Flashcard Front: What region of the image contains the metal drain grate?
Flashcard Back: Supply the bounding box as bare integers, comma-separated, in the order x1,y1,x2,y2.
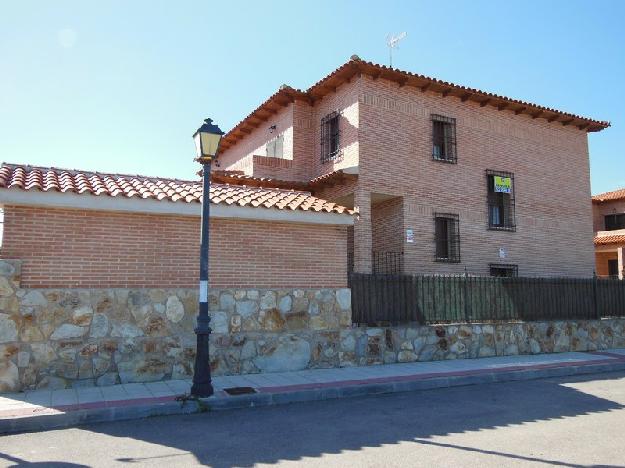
223,386,257,396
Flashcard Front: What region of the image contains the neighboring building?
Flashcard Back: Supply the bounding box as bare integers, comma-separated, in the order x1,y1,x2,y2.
216,56,610,277
593,188,625,278
0,164,353,289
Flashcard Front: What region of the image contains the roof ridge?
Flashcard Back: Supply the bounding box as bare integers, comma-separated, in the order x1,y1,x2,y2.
0,163,350,215
592,186,625,202
0,162,200,185
592,187,625,197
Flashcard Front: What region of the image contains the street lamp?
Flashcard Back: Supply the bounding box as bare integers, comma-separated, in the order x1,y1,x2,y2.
191,117,224,398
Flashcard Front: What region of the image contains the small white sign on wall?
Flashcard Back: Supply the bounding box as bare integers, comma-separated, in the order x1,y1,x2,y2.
406,229,414,243
499,247,507,259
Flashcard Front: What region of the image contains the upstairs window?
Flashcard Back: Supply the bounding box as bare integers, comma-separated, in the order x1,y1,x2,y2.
487,170,516,231
266,134,284,159
489,264,518,277
320,111,341,163
431,114,457,163
434,213,460,262
605,214,625,231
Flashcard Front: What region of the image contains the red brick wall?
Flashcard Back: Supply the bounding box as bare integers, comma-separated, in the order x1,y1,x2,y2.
593,200,625,232
356,75,595,277
218,80,362,184
371,197,404,254
0,206,348,289
217,103,313,182
595,251,617,277
210,69,598,277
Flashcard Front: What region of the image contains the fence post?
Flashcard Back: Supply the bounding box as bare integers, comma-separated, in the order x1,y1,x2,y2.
463,267,470,322
593,271,599,320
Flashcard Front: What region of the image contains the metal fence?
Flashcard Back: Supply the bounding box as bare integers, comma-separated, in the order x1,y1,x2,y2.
350,273,625,325
372,251,403,275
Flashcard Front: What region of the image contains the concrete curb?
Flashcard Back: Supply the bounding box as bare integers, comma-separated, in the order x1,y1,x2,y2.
2,360,625,435
200,360,625,411
0,399,200,435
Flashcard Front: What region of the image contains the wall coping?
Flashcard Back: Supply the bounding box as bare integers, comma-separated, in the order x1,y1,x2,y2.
0,189,354,226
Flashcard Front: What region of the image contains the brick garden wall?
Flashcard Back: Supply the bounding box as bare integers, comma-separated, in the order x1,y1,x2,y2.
0,206,348,289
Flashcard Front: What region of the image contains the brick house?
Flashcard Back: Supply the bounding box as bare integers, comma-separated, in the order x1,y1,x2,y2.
593,188,625,278
0,165,353,289
216,55,610,277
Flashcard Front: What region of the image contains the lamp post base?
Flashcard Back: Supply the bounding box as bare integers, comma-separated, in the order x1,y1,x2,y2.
190,382,214,398
191,312,214,398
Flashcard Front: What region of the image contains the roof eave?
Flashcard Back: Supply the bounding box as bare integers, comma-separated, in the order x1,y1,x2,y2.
221,57,610,154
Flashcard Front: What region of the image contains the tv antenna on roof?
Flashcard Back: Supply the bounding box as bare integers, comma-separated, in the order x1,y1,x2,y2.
386,32,407,67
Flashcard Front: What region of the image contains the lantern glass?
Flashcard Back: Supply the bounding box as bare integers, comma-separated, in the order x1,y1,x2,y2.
193,118,224,159
193,132,203,159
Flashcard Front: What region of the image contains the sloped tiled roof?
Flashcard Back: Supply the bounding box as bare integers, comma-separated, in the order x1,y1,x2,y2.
594,230,625,246
592,188,625,203
0,164,353,215
220,56,610,152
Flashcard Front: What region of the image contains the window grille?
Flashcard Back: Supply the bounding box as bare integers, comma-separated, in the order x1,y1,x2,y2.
434,213,460,262
486,170,516,231
605,214,625,231
320,111,342,163
266,134,284,159
489,264,518,277
372,251,404,274
431,114,457,163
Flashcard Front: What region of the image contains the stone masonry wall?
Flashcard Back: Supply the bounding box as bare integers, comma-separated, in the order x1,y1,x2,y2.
2,259,625,393
0,260,352,392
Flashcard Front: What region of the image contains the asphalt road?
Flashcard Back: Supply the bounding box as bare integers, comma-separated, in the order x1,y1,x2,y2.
1,371,625,468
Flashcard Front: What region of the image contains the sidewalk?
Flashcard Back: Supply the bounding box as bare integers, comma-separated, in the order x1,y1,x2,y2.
2,349,625,434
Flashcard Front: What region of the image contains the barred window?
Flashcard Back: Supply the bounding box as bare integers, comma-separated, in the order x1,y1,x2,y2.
266,134,284,159
320,111,341,163
487,170,516,231
605,213,625,231
431,114,457,163
489,264,518,277
434,213,460,262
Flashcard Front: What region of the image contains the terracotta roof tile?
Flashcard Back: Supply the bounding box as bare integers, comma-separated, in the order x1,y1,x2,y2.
220,56,610,152
594,230,625,246
592,188,625,203
0,163,353,216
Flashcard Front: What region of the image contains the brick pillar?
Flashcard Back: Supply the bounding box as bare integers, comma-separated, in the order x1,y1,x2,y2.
618,247,624,280
353,189,372,273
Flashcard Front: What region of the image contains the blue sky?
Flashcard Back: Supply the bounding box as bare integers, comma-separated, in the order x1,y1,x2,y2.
0,0,623,194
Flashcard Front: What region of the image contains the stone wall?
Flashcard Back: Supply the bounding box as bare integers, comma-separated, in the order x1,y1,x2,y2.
341,320,625,366
0,260,352,392
2,259,625,393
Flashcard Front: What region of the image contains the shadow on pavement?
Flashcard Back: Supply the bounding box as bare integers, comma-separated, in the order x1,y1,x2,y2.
6,371,625,467
0,452,88,468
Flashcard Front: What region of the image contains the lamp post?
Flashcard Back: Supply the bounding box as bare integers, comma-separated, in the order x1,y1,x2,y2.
191,117,224,398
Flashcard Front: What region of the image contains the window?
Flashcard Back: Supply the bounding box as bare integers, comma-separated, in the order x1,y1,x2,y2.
320,111,341,163
431,114,457,163
266,134,284,159
489,264,518,277
487,170,516,231
608,259,619,278
605,214,625,231
434,213,460,262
